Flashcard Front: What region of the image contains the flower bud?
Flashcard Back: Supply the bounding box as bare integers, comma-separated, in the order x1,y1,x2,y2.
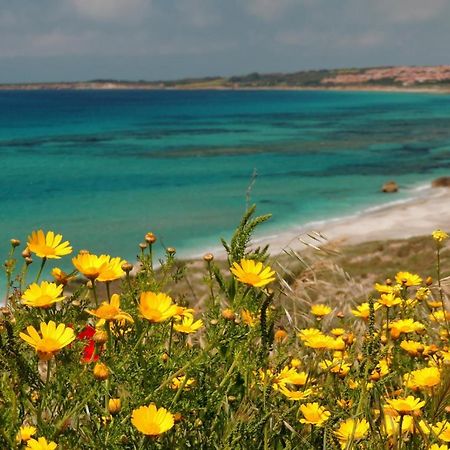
145,232,157,244
25,257,33,265
93,362,109,380
426,276,433,286
222,308,235,320
173,412,183,423
166,247,176,255
22,248,31,258
10,239,20,248
274,329,288,343
121,262,133,273
161,352,169,362
203,253,214,262
108,398,121,415
386,278,392,286
139,242,148,250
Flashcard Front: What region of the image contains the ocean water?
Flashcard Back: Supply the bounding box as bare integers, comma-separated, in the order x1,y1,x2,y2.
1,89,450,268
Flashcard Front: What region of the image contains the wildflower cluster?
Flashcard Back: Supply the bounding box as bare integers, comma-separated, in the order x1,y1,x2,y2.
1,213,449,449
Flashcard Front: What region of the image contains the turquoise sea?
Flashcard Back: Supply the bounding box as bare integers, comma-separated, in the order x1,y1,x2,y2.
1,89,450,268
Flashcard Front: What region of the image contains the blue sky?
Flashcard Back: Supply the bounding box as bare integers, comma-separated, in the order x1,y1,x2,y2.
1,0,449,83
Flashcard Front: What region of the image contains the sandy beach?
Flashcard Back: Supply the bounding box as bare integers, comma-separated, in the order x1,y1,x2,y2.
251,185,450,255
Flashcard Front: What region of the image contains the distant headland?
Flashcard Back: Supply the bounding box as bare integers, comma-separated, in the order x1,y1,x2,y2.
3,65,450,92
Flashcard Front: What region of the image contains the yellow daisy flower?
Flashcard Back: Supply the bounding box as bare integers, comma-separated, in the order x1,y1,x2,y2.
432,422,450,442
230,259,276,287
310,304,332,317
389,319,425,338
170,376,195,390
27,230,72,259
433,229,449,243
16,425,36,443
131,404,174,436
72,253,125,282
139,292,178,323
241,309,257,327
334,418,370,449
25,437,57,450
278,386,313,401
377,293,402,308
383,414,413,437
351,302,381,320
299,403,330,426
20,321,75,361
429,444,449,450
395,271,422,287
173,315,203,334
384,396,425,416
87,294,133,323
21,281,65,308
404,367,440,391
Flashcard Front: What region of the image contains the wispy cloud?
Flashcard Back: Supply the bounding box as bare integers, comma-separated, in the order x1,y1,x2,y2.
375,0,448,23
244,0,295,21
70,0,151,21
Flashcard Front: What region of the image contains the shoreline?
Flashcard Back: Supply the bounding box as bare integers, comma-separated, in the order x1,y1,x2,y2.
256,185,450,255
188,184,449,261
1,84,450,95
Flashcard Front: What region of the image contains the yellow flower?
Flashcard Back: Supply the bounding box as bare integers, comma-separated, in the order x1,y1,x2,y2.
27,230,72,259
331,328,346,336
433,229,449,243
319,359,351,377
173,315,203,334
93,362,109,380
383,414,413,437
25,437,57,450
404,367,440,390
241,309,257,327
377,293,402,308
395,271,422,287
139,292,178,323
299,403,330,426
351,302,381,319
278,386,313,401
20,321,75,361
429,444,449,450
334,418,369,448
311,304,332,317
87,294,133,323
16,425,36,443
131,404,174,436
400,340,424,357
51,268,73,285
375,282,396,293
432,422,450,442
384,396,425,416
298,328,324,341
21,281,65,308
170,376,195,390
230,259,275,287
95,256,126,282
72,253,125,281
416,287,431,301
389,319,425,338
108,398,121,415
303,334,340,350
174,306,195,320
430,310,450,323
290,358,301,368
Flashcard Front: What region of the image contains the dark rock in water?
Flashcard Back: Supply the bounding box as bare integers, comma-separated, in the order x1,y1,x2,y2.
432,177,450,188
382,181,399,193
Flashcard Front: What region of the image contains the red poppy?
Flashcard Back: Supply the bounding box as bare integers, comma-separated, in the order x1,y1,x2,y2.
77,325,102,363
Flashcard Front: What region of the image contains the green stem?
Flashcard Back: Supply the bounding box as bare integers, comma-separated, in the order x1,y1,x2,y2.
35,257,47,283
168,319,174,357
92,280,99,307
106,281,111,301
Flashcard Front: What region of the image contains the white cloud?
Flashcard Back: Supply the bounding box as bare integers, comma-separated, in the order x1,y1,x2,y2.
244,0,295,21
70,0,151,21
375,0,448,23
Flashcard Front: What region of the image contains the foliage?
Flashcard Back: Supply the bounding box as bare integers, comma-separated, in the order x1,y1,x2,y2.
1,211,450,449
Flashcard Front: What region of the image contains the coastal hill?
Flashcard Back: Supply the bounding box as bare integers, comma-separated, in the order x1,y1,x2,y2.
3,65,450,91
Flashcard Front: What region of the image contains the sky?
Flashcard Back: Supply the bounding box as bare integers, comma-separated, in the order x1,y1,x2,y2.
1,0,450,83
